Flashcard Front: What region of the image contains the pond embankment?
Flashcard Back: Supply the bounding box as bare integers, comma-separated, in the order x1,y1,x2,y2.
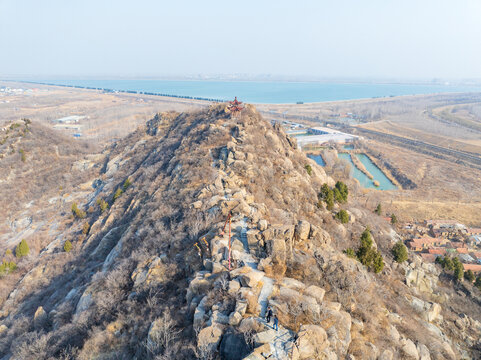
360,143,417,190
349,152,374,179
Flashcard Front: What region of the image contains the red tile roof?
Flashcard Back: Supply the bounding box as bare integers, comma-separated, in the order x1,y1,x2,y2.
410,237,444,247
428,248,446,255
463,264,481,273
420,254,436,262
450,242,466,248
456,248,469,254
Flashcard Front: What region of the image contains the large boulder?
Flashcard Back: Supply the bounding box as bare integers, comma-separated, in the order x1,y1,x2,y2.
220,332,250,360
91,227,122,258
229,311,243,326
253,328,277,346
258,219,268,231
297,324,329,359
242,353,264,360
266,238,287,262
319,308,352,355
74,288,94,320
228,280,241,295
239,288,261,315
378,349,394,360
400,338,419,359
280,277,305,292
406,268,436,293
186,274,212,304
309,225,331,247
197,325,223,353
246,229,260,247
304,285,325,303
131,255,168,288
240,270,265,288
426,303,441,323
417,343,431,360
33,306,48,329
212,310,230,325
279,286,301,301
295,220,311,242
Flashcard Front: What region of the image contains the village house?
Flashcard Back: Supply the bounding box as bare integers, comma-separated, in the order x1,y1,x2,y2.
449,241,466,249
466,228,481,236
425,219,461,229
463,264,481,274
420,253,436,263
459,254,475,263
428,248,446,256
407,237,447,251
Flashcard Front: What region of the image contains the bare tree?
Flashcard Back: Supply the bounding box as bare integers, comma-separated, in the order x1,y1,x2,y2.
145,312,182,357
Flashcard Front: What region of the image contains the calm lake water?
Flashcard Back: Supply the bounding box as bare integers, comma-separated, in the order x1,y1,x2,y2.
307,154,326,166
34,79,481,104
337,153,396,190
355,154,397,190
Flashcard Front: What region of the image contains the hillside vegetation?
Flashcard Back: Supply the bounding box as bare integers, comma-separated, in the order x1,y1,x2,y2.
0,105,480,359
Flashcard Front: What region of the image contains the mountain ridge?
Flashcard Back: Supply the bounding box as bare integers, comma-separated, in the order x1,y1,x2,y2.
0,104,480,359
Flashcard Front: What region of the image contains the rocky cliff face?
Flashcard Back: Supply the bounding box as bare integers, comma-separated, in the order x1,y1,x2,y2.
0,105,480,360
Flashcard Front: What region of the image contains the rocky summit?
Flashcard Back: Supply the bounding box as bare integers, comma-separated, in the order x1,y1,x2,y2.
0,104,480,360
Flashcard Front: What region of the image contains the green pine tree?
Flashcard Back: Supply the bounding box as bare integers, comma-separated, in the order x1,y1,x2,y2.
15,239,29,258
113,188,123,201
304,164,313,176
336,209,349,224
392,241,408,263
64,240,73,253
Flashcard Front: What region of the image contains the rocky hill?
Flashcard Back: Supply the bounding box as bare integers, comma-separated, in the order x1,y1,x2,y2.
0,105,480,359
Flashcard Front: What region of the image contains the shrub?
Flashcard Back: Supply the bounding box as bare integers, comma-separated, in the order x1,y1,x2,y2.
64,240,73,253
0,260,17,275
123,178,132,191
355,227,384,273
445,257,454,271
72,203,86,219
372,251,384,273
82,222,90,235
438,256,464,281
5,249,12,256
319,183,330,200
319,182,347,210
392,241,408,263
452,257,464,282
390,214,398,225
304,164,312,176
325,190,334,211
19,149,26,162
335,209,349,224
374,203,382,215
464,270,475,283
344,248,356,258
97,198,109,213
15,239,29,258
113,188,123,201
334,181,348,203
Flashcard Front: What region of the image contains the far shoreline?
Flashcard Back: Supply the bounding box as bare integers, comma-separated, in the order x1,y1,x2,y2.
3,79,481,106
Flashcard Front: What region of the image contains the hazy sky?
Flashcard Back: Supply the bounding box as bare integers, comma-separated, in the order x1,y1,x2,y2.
1,0,481,80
